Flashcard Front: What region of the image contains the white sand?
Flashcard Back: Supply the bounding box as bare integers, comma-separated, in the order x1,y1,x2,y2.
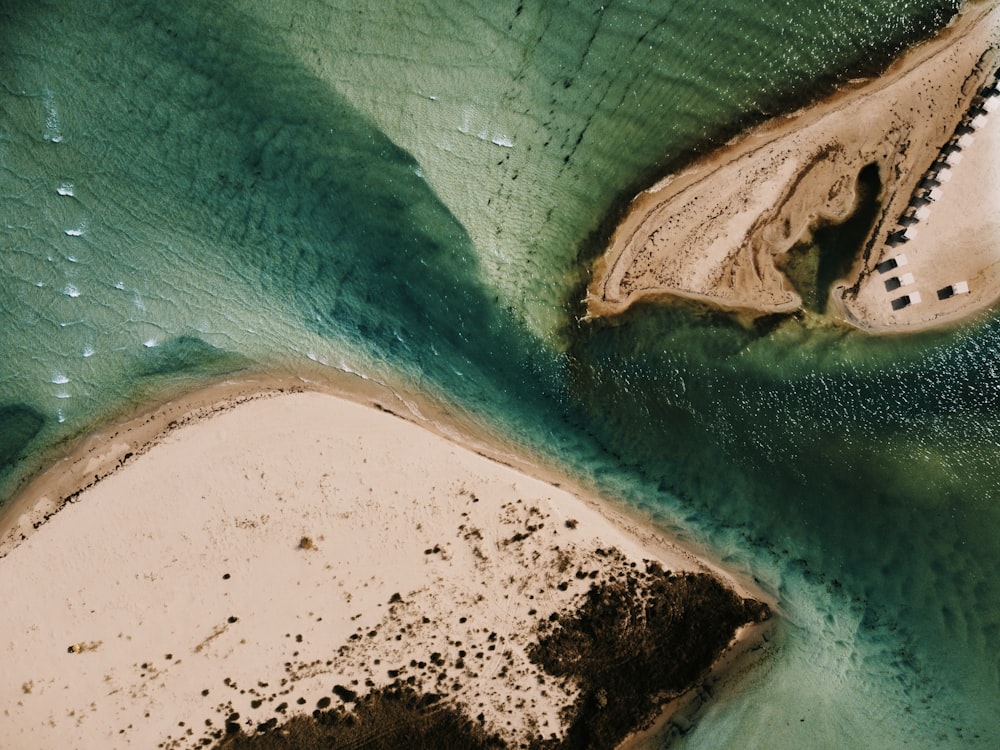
0,389,763,749
838,65,1000,331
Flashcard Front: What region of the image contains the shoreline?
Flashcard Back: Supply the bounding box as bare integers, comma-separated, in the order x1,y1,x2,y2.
0,367,761,591
585,1,1000,333
0,377,775,749
0,366,546,558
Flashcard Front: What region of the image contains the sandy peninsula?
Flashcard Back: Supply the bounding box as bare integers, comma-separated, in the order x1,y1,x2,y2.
0,383,770,749
587,2,1000,333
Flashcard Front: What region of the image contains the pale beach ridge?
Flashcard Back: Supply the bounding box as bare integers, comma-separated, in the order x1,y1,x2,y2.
0,380,772,749
587,2,1000,333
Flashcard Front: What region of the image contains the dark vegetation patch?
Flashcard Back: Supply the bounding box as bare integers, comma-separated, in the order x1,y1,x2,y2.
528,563,769,750
133,335,248,379
0,403,45,472
778,161,883,312
331,684,356,703
213,682,504,750
205,562,767,750
814,161,883,306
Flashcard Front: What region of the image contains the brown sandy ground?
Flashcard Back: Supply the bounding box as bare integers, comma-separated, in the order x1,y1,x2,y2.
587,3,1000,333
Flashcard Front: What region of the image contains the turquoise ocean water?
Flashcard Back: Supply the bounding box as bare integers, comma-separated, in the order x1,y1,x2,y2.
2,0,997,746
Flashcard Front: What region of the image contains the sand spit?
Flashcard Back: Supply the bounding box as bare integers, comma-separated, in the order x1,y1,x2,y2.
587,3,1000,332
0,388,770,749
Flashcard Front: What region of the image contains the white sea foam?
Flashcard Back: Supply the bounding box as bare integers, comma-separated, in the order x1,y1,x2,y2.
42,89,63,143
64,225,85,237
459,107,473,134
63,284,80,297
51,372,69,385
338,362,370,380
56,183,75,196
143,338,158,348
82,344,95,358
457,108,514,148
114,281,125,290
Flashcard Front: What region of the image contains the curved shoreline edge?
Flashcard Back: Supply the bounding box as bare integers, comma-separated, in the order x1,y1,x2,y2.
0,376,775,749
586,2,1000,333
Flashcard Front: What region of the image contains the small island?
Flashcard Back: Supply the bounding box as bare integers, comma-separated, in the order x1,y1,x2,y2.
587,3,1000,333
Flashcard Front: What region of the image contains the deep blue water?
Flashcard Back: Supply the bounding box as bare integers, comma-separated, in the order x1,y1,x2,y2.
3,1,997,746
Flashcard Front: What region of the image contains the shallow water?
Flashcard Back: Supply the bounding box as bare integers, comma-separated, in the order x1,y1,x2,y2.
4,0,998,747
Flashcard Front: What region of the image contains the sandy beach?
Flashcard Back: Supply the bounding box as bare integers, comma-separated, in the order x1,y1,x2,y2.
586,2,1000,332
0,384,771,749
836,64,1000,331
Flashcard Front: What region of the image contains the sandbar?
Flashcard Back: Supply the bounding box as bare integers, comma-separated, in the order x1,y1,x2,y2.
587,2,1000,333
0,383,771,749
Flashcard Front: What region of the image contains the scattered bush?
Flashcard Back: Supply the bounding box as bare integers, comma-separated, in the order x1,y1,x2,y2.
214,682,504,750
529,567,769,750
209,563,767,750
